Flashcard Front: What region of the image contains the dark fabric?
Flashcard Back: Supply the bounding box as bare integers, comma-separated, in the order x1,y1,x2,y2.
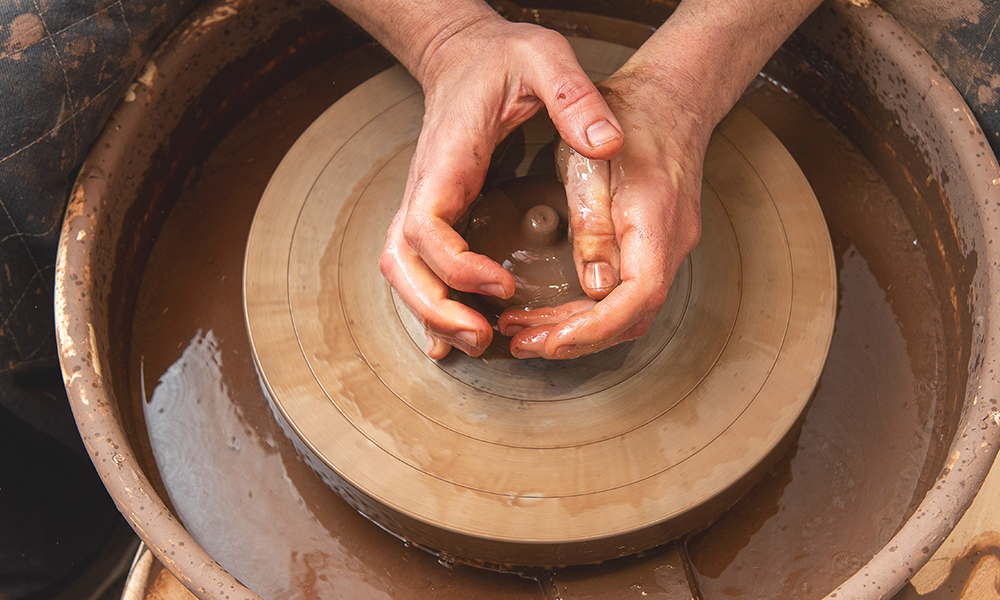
0,1,199,598
0,404,121,599
880,0,1000,157
0,0,198,383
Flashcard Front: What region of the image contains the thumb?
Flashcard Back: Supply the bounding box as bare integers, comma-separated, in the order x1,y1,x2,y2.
527,36,624,160
556,138,620,300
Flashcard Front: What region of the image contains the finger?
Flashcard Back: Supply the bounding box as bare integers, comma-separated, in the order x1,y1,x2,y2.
542,225,671,357
541,185,677,358
509,325,556,360
556,139,620,300
383,251,492,357
542,282,660,359
504,298,597,360
508,309,650,360
425,332,452,360
402,205,514,299
497,298,596,337
401,106,516,299
523,31,624,160
380,215,493,357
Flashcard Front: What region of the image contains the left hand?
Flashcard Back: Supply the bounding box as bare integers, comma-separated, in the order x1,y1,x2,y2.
497,63,713,359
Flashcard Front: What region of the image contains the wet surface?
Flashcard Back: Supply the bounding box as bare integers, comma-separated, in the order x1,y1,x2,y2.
681,78,950,600
129,42,952,600
130,46,543,600
466,176,584,310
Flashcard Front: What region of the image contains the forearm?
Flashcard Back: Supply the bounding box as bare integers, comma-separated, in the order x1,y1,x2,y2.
620,0,823,134
325,0,500,84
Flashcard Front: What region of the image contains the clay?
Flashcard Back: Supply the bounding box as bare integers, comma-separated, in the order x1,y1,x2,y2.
686,68,953,600
244,51,837,567
131,57,953,600
465,176,585,309
131,51,542,599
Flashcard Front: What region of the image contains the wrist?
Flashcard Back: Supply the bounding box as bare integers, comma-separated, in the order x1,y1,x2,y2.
325,0,500,85
601,59,719,153
618,41,745,139
411,8,505,87
616,0,821,134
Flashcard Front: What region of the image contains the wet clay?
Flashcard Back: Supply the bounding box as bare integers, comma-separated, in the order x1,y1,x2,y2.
130,32,954,600
684,76,952,599
465,176,585,309
130,48,542,599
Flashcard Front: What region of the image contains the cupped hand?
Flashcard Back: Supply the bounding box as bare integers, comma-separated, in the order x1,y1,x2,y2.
378,12,625,359
497,64,713,359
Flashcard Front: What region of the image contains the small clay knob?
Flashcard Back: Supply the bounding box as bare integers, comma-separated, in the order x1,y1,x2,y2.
521,205,561,247
464,176,586,310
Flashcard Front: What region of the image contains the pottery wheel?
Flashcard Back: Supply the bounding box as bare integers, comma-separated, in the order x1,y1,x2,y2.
244,37,836,567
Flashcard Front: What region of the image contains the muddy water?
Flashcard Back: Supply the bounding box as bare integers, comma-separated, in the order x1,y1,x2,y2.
466,176,585,309
130,47,950,600
687,77,947,599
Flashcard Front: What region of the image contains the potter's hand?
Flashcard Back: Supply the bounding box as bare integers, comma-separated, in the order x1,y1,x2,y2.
326,0,820,360
497,71,707,359
372,8,624,359
495,0,823,359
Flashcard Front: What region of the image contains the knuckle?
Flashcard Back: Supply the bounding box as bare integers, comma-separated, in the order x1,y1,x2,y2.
521,26,567,57
570,203,615,245
377,251,395,280
623,316,655,342
422,314,451,337
437,269,466,291
645,279,670,313
571,213,614,239
679,213,703,255
575,233,616,263
401,214,429,252
439,252,482,292
552,78,603,115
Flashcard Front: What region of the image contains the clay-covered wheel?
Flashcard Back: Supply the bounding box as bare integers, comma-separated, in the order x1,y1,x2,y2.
243,38,836,567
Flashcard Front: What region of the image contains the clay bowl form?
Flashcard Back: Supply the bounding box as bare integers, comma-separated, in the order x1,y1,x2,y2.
55,0,999,598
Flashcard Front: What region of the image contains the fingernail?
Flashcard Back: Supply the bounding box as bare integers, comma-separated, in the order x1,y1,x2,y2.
480,283,507,298
514,350,539,359
457,330,479,348
554,345,577,358
584,261,619,292
586,120,621,147
504,325,524,337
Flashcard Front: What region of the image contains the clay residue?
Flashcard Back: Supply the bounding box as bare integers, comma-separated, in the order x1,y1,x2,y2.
874,0,1000,159
124,11,964,600
895,532,1000,599
144,559,199,600
179,0,243,42
130,48,541,600
877,0,984,46
686,69,951,600
0,13,45,60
